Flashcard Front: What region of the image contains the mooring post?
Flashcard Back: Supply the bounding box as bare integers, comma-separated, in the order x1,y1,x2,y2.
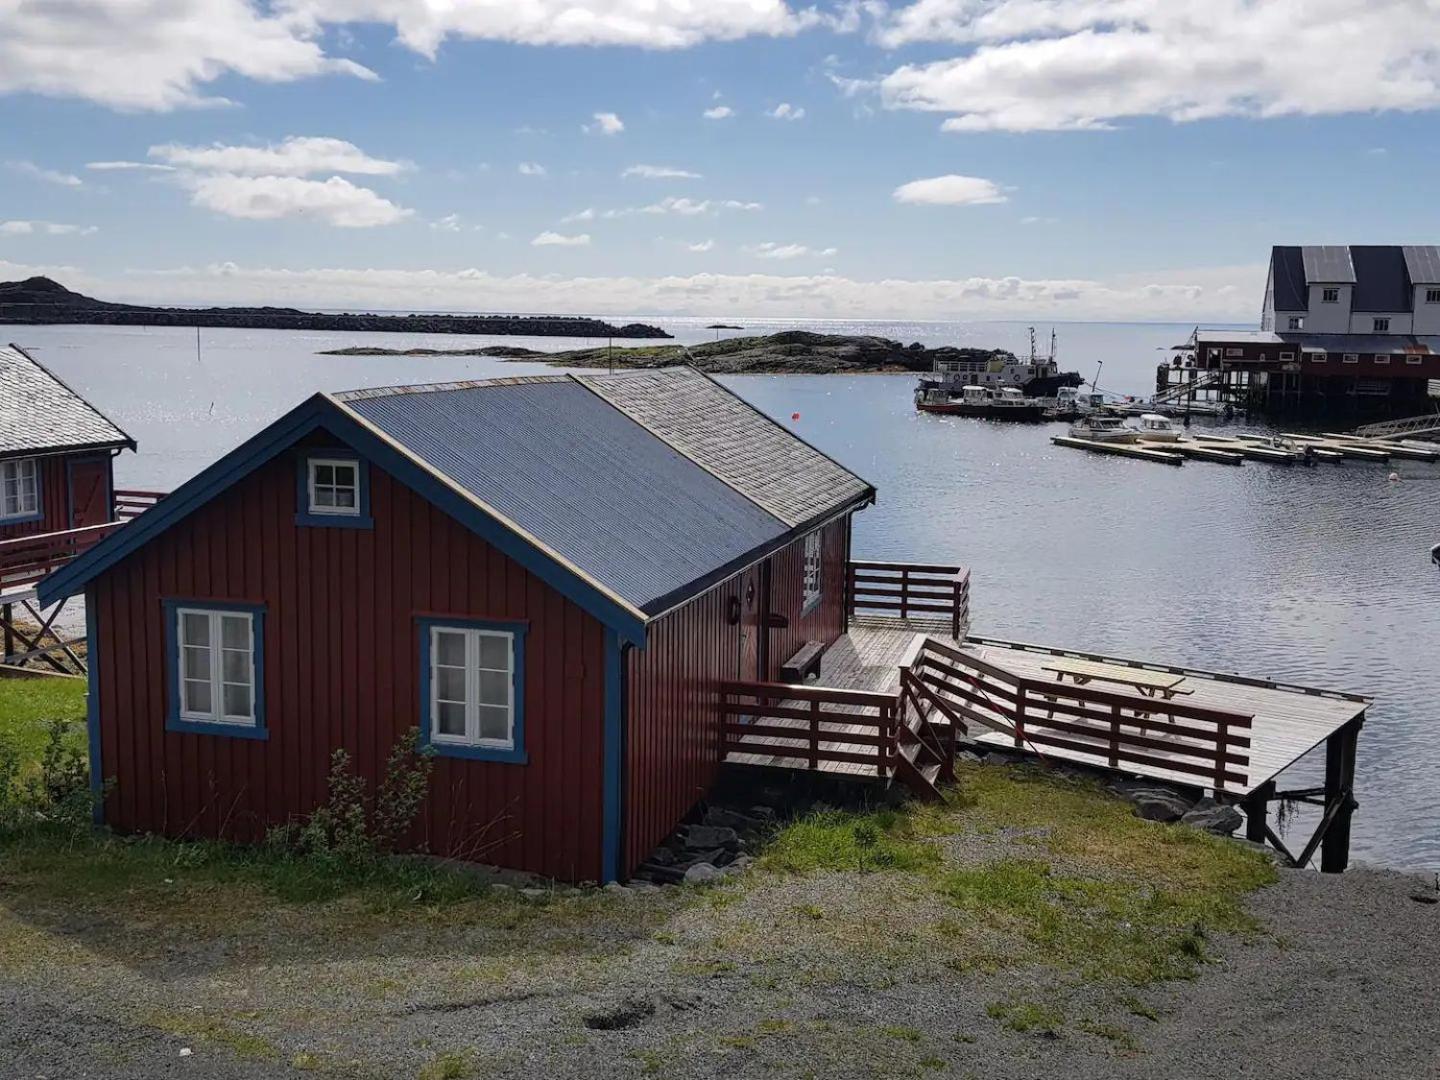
1320,714,1363,874
1243,780,1275,845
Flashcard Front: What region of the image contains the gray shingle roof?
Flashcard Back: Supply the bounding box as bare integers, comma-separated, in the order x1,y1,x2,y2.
337,376,790,613
1301,246,1356,284
1402,245,1440,285
576,367,872,528
0,343,133,458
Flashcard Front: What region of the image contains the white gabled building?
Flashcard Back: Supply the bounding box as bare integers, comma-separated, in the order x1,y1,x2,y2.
1262,244,1440,336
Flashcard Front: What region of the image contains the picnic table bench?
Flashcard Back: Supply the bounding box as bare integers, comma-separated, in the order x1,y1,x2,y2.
1041,658,1193,700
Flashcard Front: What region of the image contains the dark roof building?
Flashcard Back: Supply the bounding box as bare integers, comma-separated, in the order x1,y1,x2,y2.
38,368,878,882
0,343,133,459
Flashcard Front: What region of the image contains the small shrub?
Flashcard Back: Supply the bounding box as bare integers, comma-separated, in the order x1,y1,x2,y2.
0,720,98,837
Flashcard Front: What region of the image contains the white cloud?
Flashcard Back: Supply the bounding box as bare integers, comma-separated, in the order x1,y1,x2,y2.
623,164,702,180
518,162,548,176
747,241,838,259
686,239,716,252
148,136,406,176
0,220,98,235
873,0,1440,132
532,231,591,247
7,257,1263,321
185,174,413,227
8,161,83,187
703,105,736,119
584,111,625,135
561,208,597,223
893,174,1007,206
430,213,463,232
86,160,177,173
1020,215,1058,225
604,196,762,218
768,102,806,120
0,0,810,111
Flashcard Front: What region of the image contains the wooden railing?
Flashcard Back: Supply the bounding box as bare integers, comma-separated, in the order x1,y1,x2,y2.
0,521,126,593
114,488,166,520
720,680,899,777
846,560,970,639
913,638,1253,792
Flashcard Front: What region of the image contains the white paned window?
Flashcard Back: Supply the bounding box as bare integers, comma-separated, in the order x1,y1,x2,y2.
1375,354,1391,364
1373,318,1391,333
802,531,823,612
429,626,516,749
1343,353,1359,364
1427,288,1440,304
0,458,39,521
1287,316,1303,330
307,458,360,516
1322,288,1340,303
1311,352,1328,363
178,608,257,726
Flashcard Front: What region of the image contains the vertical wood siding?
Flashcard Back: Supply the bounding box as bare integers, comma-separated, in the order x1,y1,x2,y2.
622,514,852,872
92,435,608,882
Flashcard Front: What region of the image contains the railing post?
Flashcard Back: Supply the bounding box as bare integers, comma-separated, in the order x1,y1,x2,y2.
1214,719,1228,793
879,699,892,778
951,576,960,640
1013,683,1026,749
900,567,910,621
1109,704,1120,768
809,698,820,771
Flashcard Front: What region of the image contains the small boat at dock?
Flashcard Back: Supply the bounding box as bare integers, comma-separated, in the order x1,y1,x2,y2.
1136,413,1183,442
1068,414,1140,443
916,384,1046,422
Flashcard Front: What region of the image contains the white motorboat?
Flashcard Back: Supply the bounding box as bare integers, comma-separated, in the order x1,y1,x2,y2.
1068,414,1140,444
1136,413,1183,442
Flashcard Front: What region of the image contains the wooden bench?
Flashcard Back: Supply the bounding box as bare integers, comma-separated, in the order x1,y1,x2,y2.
1041,658,1192,700
779,640,825,684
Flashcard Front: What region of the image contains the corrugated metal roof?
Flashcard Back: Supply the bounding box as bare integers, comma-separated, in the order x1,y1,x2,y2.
1301,245,1356,284
339,379,788,612
1197,329,1440,353
0,343,133,458
1403,245,1440,285
1349,245,1411,312
576,367,872,528
1269,246,1307,311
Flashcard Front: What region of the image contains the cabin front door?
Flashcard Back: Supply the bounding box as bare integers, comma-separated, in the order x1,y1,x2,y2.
67,456,111,529
737,564,761,683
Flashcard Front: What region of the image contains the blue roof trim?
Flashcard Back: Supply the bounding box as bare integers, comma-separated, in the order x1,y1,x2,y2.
38,395,649,644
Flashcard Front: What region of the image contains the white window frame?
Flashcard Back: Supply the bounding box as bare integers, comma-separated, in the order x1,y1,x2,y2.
1426,289,1440,304
428,625,516,751
1343,353,1359,364
1373,318,1390,333
1375,354,1391,364
1311,351,1327,363
306,457,361,517
176,607,258,727
1279,351,1295,361
1225,347,1244,358
1407,354,1424,365
1322,287,1340,303
802,531,823,613
0,457,39,522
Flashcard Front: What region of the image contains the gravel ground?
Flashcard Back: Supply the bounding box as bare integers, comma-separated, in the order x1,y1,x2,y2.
2,859,1437,1080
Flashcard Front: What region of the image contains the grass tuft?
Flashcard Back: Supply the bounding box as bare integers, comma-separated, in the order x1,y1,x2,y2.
759,808,942,875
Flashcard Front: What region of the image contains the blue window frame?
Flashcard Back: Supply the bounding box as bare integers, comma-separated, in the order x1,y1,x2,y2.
418,617,527,763
164,599,267,740
0,457,43,525
295,449,372,528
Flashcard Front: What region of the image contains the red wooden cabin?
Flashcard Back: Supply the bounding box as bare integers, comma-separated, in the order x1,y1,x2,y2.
41,368,878,882
0,343,135,541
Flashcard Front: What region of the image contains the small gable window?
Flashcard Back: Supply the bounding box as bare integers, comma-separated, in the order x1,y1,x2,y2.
421,620,527,763
167,602,266,739
1373,318,1391,333
1322,288,1340,303
0,458,39,522
802,531,823,614
1287,316,1303,330
1427,289,1440,304
296,452,371,528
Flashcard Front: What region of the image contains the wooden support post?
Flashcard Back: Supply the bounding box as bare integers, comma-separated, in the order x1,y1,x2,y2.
1,602,11,661
899,567,910,621
808,698,820,771
1013,684,1026,750
1244,780,1274,845
878,700,890,779
1214,719,1229,793
1108,704,1120,769
1321,714,1362,874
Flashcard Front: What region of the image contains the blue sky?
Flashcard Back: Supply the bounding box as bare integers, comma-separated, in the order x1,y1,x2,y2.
3,1,1439,320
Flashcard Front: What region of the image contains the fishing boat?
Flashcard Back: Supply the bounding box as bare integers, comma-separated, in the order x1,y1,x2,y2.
915,383,1046,421
1136,413,1183,442
914,327,1085,401
1068,414,1141,443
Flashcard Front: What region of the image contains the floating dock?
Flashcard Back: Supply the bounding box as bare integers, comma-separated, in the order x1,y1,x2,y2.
1137,439,1243,465
1051,435,1184,465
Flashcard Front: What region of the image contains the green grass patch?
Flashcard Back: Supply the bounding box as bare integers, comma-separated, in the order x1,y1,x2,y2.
417,1049,475,1080
759,808,943,875
0,677,86,766
985,998,1065,1035
145,1010,278,1061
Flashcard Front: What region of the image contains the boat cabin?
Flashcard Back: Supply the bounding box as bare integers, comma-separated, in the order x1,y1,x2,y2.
39,368,880,883
0,343,134,541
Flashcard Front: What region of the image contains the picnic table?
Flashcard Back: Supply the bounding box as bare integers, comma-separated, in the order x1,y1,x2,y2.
1041,658,1192,700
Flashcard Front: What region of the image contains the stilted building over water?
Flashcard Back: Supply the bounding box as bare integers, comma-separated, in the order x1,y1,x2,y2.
1160,245,1440,417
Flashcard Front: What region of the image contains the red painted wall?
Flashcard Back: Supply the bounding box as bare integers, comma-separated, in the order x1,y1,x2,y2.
0,452,106,540
622,514,853,872
90,434,608,882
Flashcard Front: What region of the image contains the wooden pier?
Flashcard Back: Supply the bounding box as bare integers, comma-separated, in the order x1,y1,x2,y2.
722,595,1372,872
1051,436,1184,465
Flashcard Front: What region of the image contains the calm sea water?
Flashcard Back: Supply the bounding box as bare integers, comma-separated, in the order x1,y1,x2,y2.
14,319,1440,872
